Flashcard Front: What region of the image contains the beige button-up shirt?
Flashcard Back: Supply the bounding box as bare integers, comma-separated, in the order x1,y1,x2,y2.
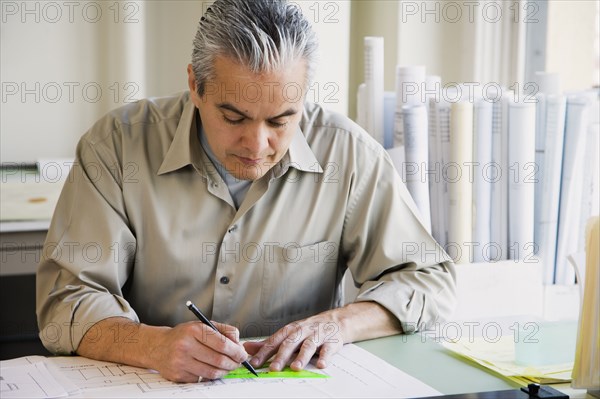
36,92,456,354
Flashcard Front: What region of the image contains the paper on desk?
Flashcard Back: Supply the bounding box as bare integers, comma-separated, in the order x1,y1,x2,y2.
41,344,440,398
0,361,69,398
442,335,573,385
0,356,79,396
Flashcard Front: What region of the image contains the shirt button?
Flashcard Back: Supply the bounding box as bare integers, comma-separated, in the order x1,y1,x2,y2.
228,225,237,234
219,276,230,285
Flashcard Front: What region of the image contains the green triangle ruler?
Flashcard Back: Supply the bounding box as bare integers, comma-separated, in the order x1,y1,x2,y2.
223,365,329,379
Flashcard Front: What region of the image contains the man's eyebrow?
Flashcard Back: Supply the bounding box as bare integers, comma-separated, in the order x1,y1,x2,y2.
217,103,298,120
217,103,250,119
270,108,298,120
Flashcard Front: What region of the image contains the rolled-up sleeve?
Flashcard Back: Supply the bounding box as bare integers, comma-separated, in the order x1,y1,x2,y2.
36,129,138,354
344,147,456,333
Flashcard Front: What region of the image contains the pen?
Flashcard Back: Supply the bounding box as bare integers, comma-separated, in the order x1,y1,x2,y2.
186,300,259,377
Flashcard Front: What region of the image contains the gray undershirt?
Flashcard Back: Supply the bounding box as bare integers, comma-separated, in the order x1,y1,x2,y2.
198,126,252,209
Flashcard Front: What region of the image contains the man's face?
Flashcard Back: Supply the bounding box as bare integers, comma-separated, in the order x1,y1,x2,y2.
187,56,307,181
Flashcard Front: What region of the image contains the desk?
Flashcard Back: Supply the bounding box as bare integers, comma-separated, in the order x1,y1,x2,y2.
358,335,517,394
0,169,589,396
0,166,60,360
1,334,587,398
357,334,588,398
0,222,51,360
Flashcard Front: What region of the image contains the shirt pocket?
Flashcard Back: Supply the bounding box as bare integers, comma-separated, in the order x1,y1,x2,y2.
260,241,338,322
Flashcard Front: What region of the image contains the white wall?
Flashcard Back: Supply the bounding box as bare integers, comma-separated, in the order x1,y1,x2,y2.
348,0,399,120
297,1,350,116
348,0,598,117
2,1,110,163
396,0,475,84
348,0,480,119
0,0,350,163
546,0,598,92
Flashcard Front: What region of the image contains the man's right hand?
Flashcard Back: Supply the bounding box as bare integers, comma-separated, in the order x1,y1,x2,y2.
147,320,249,382
77,317,249,383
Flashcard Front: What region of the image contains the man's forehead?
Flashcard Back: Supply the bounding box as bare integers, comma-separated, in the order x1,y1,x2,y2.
212,54,307,75
203,56,308,105
217,101,299,119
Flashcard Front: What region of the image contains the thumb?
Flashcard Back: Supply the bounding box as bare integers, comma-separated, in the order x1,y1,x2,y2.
243,340,264,355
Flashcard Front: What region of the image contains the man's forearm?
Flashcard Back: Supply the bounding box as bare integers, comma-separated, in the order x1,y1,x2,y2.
328,301,403,343
244,301,403,371
76,316,250,382
76,317,168,370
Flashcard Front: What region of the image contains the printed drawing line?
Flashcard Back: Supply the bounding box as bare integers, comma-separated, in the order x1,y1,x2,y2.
29,371,50,397
58,363,179,392
0,375,19,393
0,381,20,393
55,360,331,395
333,351,397,388
2,345,440,398
0,363,64,398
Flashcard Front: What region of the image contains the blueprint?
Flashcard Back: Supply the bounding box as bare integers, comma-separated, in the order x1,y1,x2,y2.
1,344,441,398
0,360,68,398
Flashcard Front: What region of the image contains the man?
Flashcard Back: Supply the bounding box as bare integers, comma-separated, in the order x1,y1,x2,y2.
37,0,456,383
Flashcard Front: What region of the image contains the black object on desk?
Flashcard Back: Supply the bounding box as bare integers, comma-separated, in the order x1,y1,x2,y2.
0,274,51,359
521,383,569,398
421,384,569,399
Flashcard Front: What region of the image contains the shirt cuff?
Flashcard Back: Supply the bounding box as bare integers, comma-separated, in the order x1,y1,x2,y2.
353,277,453,334
38,293,139,354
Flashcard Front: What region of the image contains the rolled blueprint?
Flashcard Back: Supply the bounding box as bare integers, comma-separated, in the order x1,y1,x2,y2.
402,104,431,232
448,101,474,263
364,37,384,146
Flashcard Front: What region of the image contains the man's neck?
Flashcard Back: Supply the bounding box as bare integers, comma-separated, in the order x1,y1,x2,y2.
196,117,252,209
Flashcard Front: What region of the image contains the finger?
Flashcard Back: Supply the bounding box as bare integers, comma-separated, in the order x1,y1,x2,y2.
290,338,319,371
158,353,204,383
212,321,240,343
191,344,246,372
315,342,338,369
164,368,202,383
186,357,231,381
269,327,306,371
159,345,230,382
191,324,248,364
243,340,264,356
244,340,268,368
248,333,286,368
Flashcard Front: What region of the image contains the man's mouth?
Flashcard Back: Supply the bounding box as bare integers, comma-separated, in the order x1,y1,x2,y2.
236,155,262,166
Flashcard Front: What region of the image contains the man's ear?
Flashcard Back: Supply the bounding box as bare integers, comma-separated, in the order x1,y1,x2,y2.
187,64,198,93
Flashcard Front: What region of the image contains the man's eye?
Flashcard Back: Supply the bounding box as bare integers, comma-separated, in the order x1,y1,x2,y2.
223,115,244,125
268,120,287,128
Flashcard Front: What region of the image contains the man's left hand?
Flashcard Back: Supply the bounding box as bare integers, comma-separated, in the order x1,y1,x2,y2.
244,313,344,371
243,302,402,371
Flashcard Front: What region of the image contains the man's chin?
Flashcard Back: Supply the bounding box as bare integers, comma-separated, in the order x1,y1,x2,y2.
228,165,269,181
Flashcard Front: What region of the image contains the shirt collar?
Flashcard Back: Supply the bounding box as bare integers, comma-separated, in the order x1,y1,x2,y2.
271,127,323,179
157,99,207,176
158,98,323,178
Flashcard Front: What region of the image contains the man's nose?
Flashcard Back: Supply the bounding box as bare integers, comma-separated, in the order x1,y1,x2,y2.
241,124,270,155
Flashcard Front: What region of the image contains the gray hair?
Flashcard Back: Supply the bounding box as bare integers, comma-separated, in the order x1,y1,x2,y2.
191,0,318,96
